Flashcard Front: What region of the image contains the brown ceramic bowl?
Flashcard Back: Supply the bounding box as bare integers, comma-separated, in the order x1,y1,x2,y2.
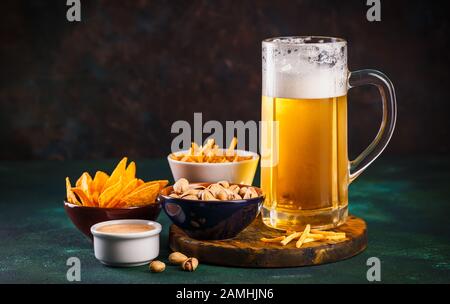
64,201,161,240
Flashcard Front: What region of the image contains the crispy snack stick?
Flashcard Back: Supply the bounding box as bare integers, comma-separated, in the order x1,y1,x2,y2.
323,234,347,240
260,236,286,243
311,229,346,236
296,224,311,248
281,231,302,246
170,137,253,163
257,224,349,248
302,238,315,244
305,233,325,240
226,137,238,156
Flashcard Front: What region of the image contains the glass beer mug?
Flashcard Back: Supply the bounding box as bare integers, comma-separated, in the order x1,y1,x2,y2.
261,36,396,230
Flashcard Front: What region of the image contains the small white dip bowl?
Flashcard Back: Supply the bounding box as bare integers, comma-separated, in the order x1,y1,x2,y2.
168,149,259,184
90,219,162,267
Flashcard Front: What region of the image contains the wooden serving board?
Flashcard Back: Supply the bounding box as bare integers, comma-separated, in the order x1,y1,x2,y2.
169,215,367,268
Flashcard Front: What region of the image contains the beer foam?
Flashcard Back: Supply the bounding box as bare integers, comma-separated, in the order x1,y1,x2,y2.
263,37,348,99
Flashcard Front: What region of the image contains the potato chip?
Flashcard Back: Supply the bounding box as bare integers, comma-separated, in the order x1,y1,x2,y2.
121,183,160,207
72,187,93,206
114,201,127,208
91,193,99,206
72,172,93,204
76,172,92,188
92,171,109,192
109,178,138,208
65,177,81,205
137,179,145,187
65,157,164,208
103,157,127,190
133,180,168,193
125,161,136,181
152,179,169,189
98,177,124,208
79,172,92,200
89,171,109,206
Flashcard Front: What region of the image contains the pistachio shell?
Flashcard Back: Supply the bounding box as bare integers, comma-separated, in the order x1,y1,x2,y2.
170,180,249,201
244,187,258,199
231,193,242,200
173,178,189,194
229,184,240,194
149,260,166,273
182,257,199,272
201,189,218,200
168,252,188,265
189,185,205,190
181,189,201,197
207,184,224,196
239,187,248,197
217,181,230,189
216,189,228,200
250,187,259,198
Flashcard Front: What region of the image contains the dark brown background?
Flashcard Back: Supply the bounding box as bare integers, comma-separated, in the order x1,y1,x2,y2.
1,0,449,160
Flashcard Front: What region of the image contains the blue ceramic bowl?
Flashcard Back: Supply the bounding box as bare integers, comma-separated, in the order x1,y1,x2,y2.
158,183,264,240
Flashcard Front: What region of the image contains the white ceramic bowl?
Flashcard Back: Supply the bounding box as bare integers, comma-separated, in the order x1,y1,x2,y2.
168,149,259,184
90,219,162,267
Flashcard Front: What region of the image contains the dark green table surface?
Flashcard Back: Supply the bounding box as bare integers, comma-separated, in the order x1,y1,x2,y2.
0,156,449,284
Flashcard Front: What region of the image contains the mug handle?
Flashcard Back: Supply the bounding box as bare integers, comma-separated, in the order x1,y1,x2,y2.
348,69,397,183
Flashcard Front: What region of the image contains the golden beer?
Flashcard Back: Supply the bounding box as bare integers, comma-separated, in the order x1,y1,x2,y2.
261,95,348,229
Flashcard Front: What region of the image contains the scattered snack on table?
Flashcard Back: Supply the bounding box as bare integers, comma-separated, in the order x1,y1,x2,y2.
181,257,199,272
260,224,347,248
149,260,166,273
65,157,168,208
169,137,254,163
149,252,198,274
169,178,260,200
168,252,188,265
260,236,286,243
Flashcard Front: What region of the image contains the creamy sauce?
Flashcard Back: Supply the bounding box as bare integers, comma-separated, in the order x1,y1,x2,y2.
97,223,154,234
